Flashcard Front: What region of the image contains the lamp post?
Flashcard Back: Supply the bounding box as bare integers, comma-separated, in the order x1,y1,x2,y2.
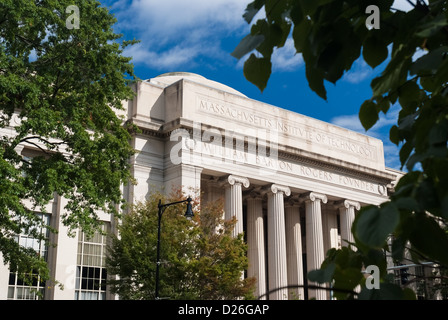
155,196,194,300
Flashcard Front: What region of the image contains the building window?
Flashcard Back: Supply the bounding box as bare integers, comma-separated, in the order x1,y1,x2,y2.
75,223,110,300
7,213,50,300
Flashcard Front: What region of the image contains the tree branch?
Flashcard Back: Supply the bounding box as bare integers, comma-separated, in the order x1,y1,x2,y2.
20,136,67,147
19,136,77,165
20,139,51,156
405,0,417,8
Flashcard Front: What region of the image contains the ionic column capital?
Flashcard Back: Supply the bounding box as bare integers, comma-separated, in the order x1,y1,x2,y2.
227,175,250,188
301,192,327,204
336,199,361,210
269,184,291,196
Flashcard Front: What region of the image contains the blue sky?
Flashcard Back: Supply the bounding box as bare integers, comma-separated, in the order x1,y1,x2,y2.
100,0,419,171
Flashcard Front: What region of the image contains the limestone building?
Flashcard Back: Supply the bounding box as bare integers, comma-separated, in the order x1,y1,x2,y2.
0,72,399,300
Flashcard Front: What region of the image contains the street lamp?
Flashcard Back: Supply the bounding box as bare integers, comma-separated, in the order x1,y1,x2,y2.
155,196,193,300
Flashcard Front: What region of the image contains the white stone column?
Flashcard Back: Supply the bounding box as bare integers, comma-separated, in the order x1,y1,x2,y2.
304,192,327,300
246,191,266,299
338,200,360,249
224,175,250,238
285,200,304,300
267,184,290,300
322,205,339,252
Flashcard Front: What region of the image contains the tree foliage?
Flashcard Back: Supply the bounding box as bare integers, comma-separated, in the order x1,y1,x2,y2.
106,190,255,300
0,0,137,283
234,0,448,299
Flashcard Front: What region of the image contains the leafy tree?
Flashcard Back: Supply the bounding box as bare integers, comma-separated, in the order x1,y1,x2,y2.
233,0,448,299
106,190,255,300
0,0,137,285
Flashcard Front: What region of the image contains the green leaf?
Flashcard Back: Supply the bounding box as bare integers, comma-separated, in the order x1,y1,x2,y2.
416,14,448,38
398,112,417,133
265,0,288,22
377,97,390,113
254,21,290,58
243,0,265,24
389,125,400,145
394,196,419,212
292,18,311,53
333,267,362,299
314,19,361,84
410,46,448,76
300,0,334,15
359,100,379,130
429,121,448,146
410,213,448,266
305,65,327,100
415,179,439,212
243,53,272,92
398,81,421,110
363,36,388,68
371,46,411,97
419,75,438,92
399,141,413,167
307,262,336,283
393,171,420,199
354,203,400,248
231,34,265,60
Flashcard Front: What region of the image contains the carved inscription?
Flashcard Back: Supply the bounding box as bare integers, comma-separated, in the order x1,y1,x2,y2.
197,97,377,161
187,139,387,196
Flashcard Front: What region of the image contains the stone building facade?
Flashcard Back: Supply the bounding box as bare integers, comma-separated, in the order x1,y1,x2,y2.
0,72,400,300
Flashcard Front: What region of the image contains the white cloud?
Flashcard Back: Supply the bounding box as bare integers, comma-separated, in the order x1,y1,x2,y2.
331,103,399,136
110,0,250,70
123,42,203,69
330,114,365,132
235,37,304,72
412,48,428,61
110,0,431,73
342,59,373,84
392,0,415,11
125,0,246,33
383,143,402,170
271,38,303,72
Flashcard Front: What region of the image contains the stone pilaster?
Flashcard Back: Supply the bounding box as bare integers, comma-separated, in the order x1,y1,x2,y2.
304,192,327,300
267,184,290,300
246,191,266,299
